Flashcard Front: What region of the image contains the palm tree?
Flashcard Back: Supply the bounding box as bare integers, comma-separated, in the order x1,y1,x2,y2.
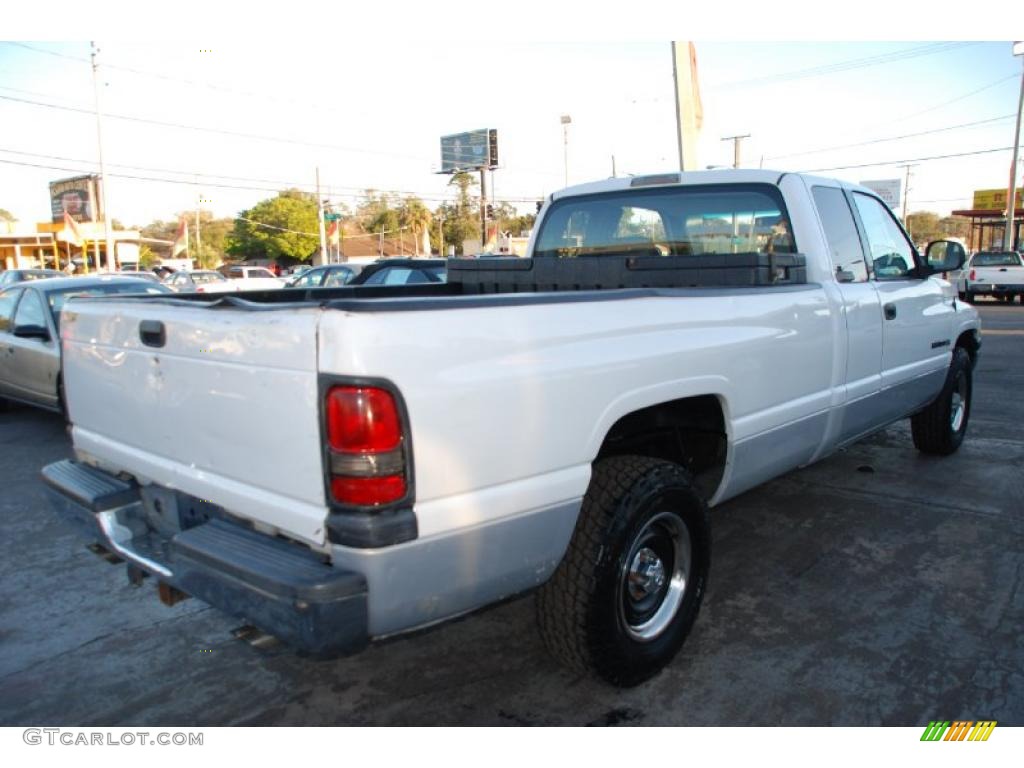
400,197,432,256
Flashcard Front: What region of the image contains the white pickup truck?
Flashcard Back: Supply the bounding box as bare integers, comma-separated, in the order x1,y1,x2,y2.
43,170,980,686
957,250,1024,304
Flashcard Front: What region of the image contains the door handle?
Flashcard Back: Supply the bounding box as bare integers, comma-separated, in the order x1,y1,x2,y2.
139,320,166,348
884,303,897,320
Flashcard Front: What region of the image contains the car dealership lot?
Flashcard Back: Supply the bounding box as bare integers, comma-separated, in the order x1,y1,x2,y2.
1,301,1022,727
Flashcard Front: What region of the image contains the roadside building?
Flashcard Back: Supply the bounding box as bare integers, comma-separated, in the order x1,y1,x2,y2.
953,188,1023,252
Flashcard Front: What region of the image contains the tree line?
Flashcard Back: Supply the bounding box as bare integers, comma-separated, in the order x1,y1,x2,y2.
135,173,537,267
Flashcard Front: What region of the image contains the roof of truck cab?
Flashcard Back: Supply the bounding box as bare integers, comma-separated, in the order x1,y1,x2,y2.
550,169,874,200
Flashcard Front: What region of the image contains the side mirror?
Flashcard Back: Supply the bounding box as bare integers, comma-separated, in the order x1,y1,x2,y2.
924,240,966,274
13,324,51,342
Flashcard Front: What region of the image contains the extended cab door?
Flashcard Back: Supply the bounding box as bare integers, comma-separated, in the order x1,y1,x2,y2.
807,183,884,445
849,191,954,424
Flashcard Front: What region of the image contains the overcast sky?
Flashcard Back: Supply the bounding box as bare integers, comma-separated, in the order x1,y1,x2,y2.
1,8,1021,228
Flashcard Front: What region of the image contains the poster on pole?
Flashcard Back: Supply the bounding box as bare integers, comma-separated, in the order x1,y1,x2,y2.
861,179,901,209
440,129,498,172
49,175,102,223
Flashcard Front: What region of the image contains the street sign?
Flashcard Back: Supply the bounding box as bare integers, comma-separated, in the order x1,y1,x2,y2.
861,179,901,209
324,213,342,221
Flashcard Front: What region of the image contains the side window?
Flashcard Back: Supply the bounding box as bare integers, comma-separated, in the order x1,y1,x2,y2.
364,268,414,285
852,193,916,279
294,270,322,287
0,288,24,332
323,269,353,287
812,186,868,282
13,290,47,328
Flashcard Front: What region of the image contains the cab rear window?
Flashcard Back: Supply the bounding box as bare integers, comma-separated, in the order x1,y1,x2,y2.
534,184,796,259
972,252,1021,267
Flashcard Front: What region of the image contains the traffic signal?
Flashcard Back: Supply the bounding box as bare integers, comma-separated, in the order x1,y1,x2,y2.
486,204,494,219
535,200,543,213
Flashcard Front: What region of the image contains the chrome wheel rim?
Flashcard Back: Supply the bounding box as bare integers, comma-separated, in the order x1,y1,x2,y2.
950,373,967,432
618,511,692,642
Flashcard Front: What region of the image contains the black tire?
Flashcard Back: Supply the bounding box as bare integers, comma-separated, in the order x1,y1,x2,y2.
536,455,710,687
964,292,975,304
958,291,966,301
911,347,972,456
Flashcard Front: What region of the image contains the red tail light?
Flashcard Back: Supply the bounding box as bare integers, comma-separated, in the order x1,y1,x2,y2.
969,269,976,281
325,385,407,507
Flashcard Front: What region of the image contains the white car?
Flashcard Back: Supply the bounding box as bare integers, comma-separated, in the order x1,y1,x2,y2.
163,270,238,294
45,169,978,686
224,265,285,290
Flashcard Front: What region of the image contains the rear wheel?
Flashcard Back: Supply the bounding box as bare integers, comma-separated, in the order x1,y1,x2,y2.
911,347,972,456
964,292,975,304
536,455,710,687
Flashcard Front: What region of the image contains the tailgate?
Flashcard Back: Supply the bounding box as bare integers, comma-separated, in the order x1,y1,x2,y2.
60,298,329,546
972,267,1024,285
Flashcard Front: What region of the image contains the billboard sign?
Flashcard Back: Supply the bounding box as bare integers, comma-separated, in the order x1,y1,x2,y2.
972,188,1023,211
440,129,497,172
49,175,101,223
861,179,901,209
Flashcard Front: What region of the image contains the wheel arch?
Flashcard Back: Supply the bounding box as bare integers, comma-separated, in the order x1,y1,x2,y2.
955,326,981,368
591,388,731,503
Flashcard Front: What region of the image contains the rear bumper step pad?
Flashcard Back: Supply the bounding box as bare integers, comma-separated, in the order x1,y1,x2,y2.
42,459,367,656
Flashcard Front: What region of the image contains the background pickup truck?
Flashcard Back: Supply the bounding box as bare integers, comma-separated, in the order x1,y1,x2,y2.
957,250,1024,304
43,170,979,686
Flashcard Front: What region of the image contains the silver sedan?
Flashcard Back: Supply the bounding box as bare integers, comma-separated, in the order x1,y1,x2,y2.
0,276,169,414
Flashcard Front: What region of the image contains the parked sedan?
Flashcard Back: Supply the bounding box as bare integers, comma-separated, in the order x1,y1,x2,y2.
0,276,169,413
349,259,447,286
164,270,237,294
285,264,363,288
0,268,63,288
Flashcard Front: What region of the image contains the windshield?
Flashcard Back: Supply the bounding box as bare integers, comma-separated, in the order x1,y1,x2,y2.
534,184,796,259
972,252,1021,267
47,282,168,323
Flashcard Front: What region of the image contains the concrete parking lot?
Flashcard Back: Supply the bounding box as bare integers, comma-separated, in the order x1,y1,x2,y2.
1,302,1022,726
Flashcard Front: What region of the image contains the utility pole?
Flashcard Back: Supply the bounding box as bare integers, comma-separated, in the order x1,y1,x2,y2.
438,209,445,258
721,134,750,169
560,115,572,187
90,41,115,271
316,167,327,265
1005,44,1024,251
479,167,488,250
899,163,917,227
195,193,202,267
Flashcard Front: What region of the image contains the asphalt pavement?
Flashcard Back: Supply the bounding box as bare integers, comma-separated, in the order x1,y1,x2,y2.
1,301,1021,726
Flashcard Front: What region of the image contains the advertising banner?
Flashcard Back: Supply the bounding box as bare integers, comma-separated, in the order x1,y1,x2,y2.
440,129,497,172
49,175,101,223
971,188,1023,211
861,179,901,209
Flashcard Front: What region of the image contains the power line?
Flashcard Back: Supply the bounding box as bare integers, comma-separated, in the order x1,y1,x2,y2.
798,146,1013,173
2,41,356,114
766,114,1015,161
0,153,543,206
0,92,432,162
718,42,976,89
879,73,1021,127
